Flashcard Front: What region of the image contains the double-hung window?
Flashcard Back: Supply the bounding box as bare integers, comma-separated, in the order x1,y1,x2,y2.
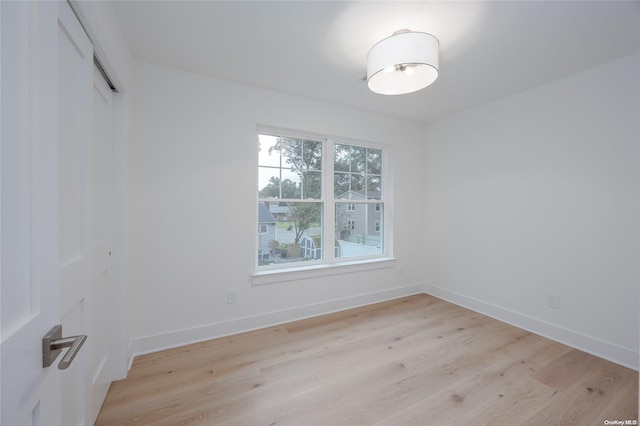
257,129,387,270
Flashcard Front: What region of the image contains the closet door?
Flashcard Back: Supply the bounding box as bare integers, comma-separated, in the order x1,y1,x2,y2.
2,2,117,424
58,0,95,423
87,62,115,424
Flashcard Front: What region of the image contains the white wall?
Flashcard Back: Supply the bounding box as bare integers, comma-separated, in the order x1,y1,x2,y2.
423,53,640,368
127,61,427,354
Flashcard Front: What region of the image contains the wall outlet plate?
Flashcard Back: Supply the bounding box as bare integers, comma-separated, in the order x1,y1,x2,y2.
548,294,560,310
227,289,237,304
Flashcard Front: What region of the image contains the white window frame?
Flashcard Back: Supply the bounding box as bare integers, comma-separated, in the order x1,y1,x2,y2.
253,126,394,284
258,224,268,234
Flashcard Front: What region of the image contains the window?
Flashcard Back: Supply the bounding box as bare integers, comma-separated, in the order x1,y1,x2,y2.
257,129,387,269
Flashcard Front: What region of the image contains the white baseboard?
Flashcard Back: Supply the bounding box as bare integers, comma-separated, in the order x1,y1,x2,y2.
129,282,638,372
422,283,639,371
130,284,423,361
127,341,135,372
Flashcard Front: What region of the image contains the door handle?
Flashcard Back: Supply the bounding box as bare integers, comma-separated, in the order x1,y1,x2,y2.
42,325,87,370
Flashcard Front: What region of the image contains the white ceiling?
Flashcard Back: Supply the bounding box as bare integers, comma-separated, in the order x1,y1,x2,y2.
113,1,640,124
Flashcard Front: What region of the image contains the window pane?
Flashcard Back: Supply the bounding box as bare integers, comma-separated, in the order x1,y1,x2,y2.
257,201,323,266
351,146,366,173
258,134,281,167
366,175,381,199
258,167,276,197
278,137,323,175
258,134,322,200
334,143,381,200
334,144,350,172
258,167,300,199
367,148,382,174
350,173,365,196
335,203,383,258
302,171,321,199
334,172,364,199
303,140,322,171
334,172,350,198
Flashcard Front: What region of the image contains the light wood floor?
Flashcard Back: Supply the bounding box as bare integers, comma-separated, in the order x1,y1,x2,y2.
96,294,638,425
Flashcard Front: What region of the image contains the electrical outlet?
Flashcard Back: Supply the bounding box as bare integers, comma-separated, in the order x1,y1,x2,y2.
227,289,237,304
548,294,560,310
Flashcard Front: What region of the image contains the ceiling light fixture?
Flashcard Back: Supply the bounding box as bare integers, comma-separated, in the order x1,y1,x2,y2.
367,29,439,95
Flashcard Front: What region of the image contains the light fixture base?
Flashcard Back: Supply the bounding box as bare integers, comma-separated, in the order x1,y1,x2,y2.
392,29,411,36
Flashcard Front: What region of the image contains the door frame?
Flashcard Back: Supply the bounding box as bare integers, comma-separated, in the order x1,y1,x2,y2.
67,0,129,379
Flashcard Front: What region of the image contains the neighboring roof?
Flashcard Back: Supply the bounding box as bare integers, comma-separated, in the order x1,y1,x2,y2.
300,234,322,247
336,190,381,201
269,205,291,214
258,202,277,223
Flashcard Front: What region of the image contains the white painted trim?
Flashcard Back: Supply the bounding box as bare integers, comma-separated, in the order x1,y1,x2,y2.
111,93,128,380
131,284,422,358
256,127,392,274
422,283,639,371
129,282,637,372
127,340,134,372
252,257,396,285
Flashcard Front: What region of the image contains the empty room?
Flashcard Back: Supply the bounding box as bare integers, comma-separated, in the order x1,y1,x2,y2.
1,1,638,425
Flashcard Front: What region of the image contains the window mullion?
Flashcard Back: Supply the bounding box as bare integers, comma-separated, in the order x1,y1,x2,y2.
278,151,282,199
325,138,335,263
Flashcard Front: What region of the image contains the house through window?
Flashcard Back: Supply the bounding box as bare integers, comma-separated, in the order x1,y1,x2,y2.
257,130,387,269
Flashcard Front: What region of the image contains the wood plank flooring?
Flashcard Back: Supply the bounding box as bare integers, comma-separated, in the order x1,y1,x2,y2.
96,294,638,425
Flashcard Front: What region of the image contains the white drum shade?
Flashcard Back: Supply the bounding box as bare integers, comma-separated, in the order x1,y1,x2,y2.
367,31,439,95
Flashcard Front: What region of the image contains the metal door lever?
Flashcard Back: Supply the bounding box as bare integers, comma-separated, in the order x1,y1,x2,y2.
42,325,87,370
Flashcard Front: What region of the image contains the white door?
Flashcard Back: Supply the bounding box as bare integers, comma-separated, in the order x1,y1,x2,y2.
1,2,62,425
59,2,116,425
1,2,115,425
58,1,94,423
88,63,115,424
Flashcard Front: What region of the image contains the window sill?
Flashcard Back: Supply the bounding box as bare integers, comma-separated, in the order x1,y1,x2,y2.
251,257,397,286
